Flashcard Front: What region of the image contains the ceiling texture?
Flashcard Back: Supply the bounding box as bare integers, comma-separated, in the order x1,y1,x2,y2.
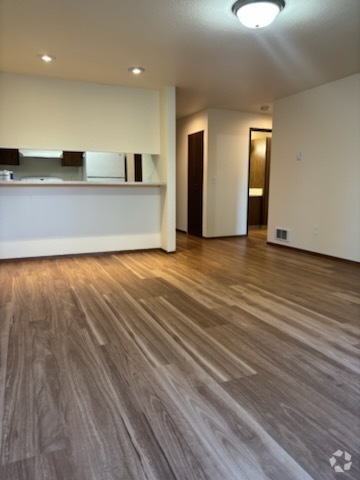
1,0,360,118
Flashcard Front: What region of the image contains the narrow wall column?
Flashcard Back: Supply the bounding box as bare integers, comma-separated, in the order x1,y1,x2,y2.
159,86,176,252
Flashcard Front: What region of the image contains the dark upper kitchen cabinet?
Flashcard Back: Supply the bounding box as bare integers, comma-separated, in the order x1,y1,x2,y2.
0,148,20,165
62,151,84,167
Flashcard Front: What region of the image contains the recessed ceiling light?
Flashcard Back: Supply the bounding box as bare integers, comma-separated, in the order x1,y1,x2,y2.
39,54,56,63
232,0,285,29
128,66,145,75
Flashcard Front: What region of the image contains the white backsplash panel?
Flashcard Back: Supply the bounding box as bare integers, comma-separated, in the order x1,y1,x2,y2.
10,156,84,181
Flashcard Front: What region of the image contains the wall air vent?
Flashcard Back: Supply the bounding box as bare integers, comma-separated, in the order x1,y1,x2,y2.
275,228,290,242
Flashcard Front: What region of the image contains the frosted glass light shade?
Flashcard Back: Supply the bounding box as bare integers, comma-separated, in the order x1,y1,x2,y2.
233,0,285,29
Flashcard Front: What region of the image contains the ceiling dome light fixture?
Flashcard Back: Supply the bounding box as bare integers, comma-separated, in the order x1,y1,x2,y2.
39,54,56,63
232,0,285,29
128,66,145,75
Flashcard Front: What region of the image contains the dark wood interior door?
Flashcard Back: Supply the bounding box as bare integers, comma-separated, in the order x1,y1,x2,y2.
188,131,204,236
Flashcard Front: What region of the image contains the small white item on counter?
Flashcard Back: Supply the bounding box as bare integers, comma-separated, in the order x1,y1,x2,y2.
0,170,14,181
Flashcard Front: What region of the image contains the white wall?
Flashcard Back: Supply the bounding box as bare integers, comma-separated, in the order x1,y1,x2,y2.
176,109,271,236
0,186,162,259
142,154,160,183
176,110,208,232
0,73,160,153
268,73,360,262
207,109,272,237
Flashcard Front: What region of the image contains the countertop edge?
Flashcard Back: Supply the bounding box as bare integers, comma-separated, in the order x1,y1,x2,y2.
0,181,166,187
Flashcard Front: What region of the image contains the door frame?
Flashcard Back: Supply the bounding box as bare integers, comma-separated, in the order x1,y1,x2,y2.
246,128,272,235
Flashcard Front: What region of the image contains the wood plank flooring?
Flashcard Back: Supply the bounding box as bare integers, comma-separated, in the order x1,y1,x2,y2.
0,230,359,479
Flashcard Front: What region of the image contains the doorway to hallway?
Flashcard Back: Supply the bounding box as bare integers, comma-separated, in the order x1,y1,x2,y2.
247,128,272,234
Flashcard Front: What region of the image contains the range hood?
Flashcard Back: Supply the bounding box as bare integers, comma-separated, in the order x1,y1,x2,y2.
19,149,63,158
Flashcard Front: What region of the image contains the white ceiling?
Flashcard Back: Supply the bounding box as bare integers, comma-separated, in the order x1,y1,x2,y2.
1,0,359,118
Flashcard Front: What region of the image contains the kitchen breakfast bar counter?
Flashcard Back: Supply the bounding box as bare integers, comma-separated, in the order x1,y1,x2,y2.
0,181,167,259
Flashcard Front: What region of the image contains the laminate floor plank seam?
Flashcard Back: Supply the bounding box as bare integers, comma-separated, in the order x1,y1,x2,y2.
222,290,360,374
206,321,360,417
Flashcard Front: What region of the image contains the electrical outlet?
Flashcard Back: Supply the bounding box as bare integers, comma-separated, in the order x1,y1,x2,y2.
313,225,319,235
